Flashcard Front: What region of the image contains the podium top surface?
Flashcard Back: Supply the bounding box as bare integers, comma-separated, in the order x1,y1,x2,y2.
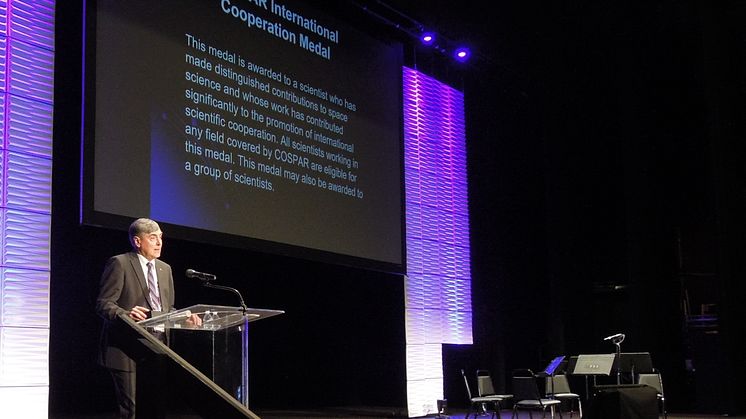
139,304,284,331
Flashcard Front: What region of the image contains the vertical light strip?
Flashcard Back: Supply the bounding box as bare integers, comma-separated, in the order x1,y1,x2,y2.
0,1,55,418
403,67,471,417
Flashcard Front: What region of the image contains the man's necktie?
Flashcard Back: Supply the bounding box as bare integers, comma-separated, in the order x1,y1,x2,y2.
147,261,162,311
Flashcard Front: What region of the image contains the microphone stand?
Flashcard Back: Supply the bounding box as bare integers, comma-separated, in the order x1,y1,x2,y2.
604,333,625,385
614,340,622,385
200,279,248,313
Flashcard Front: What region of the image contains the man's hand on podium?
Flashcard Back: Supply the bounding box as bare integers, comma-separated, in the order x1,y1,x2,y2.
129,305,150,321
186,313,203,327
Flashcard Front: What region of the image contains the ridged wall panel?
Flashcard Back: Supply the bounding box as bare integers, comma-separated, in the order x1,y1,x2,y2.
403,67,472,417
0,385,48,417
405,343,444,415
0,326,49,386
7,95,54,157
0,37,6,90
0,267,50,327
0,1,55,417
7,37,54,104
2,1,55,49
5,151,52,213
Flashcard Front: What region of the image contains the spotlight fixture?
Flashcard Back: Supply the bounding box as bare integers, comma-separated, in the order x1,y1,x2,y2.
452,46,471,63
419,31,436,46
355,2,478,67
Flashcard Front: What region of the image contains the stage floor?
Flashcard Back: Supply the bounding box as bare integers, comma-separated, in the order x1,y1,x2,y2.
51,409,746,419
257,411,745,419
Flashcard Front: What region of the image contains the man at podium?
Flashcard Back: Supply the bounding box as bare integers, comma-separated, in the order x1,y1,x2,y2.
95,218,198,419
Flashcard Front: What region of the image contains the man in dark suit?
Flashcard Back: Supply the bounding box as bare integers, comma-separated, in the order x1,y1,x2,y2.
95,218,177,419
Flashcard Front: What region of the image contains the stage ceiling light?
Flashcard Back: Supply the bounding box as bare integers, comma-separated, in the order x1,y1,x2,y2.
420,31,436,46
453,46,471,63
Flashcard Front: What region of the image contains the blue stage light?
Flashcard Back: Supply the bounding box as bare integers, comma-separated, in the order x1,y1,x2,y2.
420,31,436,46
453,46,471,63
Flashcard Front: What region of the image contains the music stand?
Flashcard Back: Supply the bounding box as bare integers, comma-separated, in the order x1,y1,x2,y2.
542,355,567,399
543,355,567,376
571,354,616,400
616,352,654,383
572,354,615,375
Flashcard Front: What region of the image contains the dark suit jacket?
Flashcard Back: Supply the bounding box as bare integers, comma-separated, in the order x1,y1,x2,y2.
96,251,175,371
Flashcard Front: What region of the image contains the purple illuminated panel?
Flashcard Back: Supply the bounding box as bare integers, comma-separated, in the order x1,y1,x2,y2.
403,66,471,341
1,0,55,414
402,67,471,416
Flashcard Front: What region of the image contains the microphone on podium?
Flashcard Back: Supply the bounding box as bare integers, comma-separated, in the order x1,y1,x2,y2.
185,268,216,281
603,333,625,342
186,269,248,312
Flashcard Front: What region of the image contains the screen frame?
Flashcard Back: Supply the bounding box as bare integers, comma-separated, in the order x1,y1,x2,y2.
79,0,407,274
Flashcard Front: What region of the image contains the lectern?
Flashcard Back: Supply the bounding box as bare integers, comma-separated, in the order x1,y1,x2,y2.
133,304,283,415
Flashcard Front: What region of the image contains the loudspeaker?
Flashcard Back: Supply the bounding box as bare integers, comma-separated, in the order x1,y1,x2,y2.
585,384,658,419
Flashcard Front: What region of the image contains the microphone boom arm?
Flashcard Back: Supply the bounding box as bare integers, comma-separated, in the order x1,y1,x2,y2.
200,280,248,312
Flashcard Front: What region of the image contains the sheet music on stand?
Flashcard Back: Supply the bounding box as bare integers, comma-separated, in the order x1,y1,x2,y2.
570,353,617,401
543,355,566,376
